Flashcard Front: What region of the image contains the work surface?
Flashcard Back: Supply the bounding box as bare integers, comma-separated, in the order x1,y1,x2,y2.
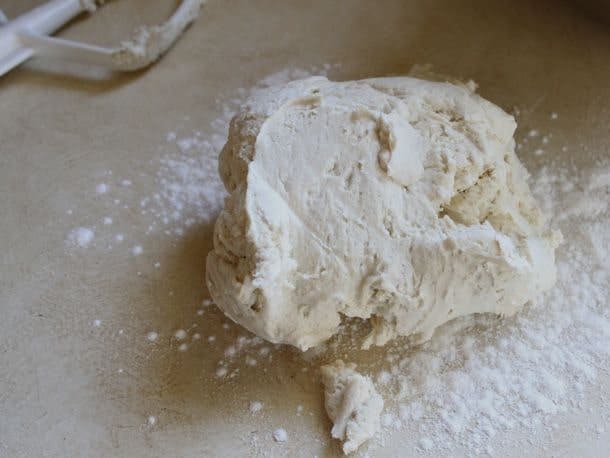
1,1,609,457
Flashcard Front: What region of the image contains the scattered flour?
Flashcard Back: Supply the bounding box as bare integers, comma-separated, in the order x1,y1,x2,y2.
144,129,227,236
66,227,94,248
174,329,187,340
528,129,540,137
272,428,288,442
147,331,159,342
249,401,263,413
215,367,228,378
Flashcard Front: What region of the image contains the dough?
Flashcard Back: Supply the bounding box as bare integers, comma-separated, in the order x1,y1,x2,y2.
206,76,561,351
320,360,383,454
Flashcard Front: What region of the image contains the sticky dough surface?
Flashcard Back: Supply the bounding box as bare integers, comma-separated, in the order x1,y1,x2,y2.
206,76,561,351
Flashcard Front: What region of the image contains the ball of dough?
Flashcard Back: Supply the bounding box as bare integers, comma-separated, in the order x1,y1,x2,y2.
206,76,561,351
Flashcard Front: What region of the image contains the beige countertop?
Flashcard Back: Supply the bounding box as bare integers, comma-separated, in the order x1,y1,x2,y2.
1,1,609,456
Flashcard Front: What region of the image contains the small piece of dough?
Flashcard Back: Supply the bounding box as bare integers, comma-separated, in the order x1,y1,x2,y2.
206,76,561,351
321,360,383,454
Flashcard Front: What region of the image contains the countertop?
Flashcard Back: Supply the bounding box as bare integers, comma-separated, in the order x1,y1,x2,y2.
1,1,609,456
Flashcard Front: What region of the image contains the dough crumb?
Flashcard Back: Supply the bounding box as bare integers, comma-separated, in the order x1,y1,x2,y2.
321,360,383,454
174,329,187,340
272,428,288,442
249,401,263,413
146,331,159,342
67,227,95,248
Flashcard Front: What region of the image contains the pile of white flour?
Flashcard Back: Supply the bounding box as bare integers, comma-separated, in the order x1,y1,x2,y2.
372,156,609,452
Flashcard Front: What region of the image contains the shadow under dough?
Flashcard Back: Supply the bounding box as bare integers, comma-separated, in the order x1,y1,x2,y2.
94,216,335,452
